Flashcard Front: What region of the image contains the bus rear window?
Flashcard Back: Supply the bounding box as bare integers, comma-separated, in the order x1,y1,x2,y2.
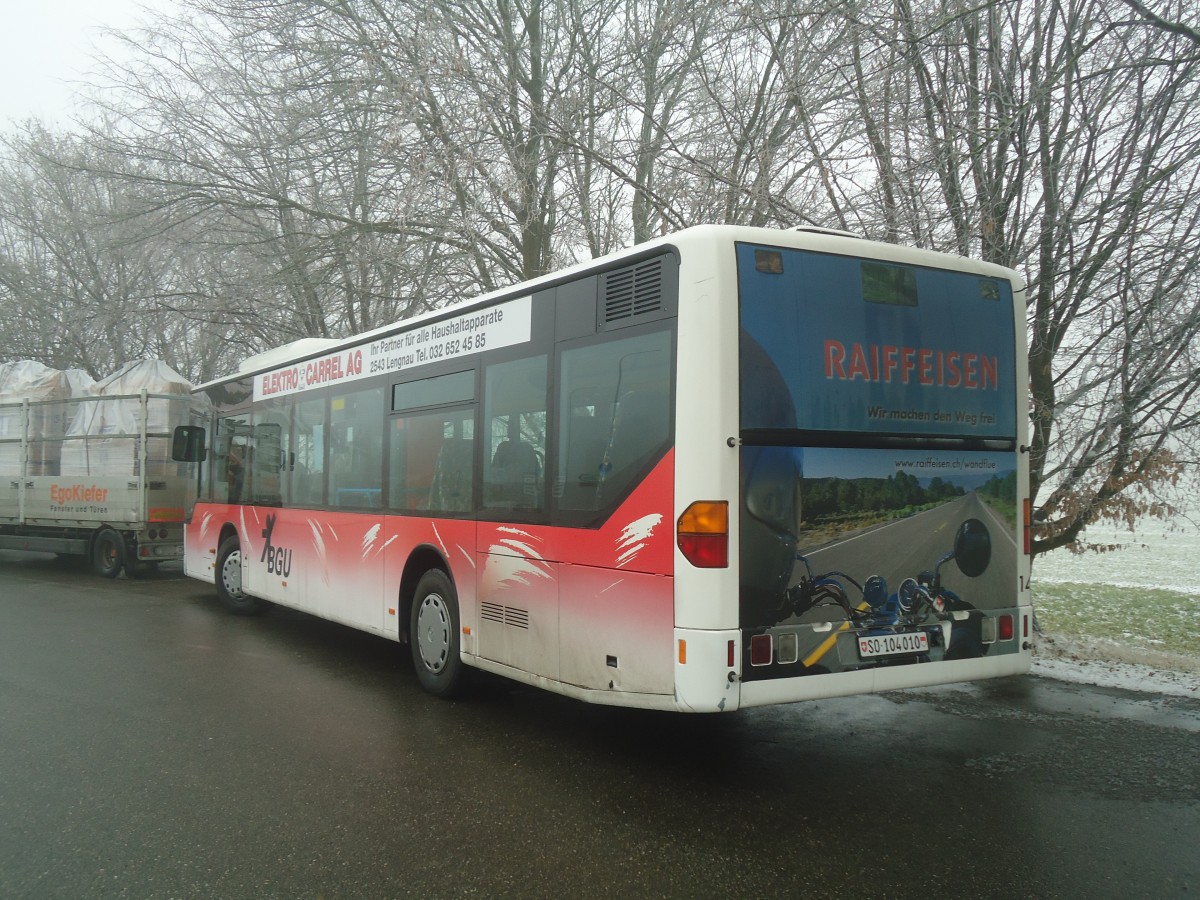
862,262,918,306
738,244,1017,438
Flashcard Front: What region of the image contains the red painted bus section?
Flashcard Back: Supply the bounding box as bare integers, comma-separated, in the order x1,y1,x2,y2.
185,450,676,696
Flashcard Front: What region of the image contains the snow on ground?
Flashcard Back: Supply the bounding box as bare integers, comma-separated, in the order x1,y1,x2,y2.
1032,631,1200,698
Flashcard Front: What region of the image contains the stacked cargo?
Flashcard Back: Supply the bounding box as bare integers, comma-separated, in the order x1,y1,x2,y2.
60,361,193,477
0,360,82,477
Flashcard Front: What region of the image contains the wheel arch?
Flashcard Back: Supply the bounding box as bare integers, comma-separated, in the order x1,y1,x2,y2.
399,544,453,644
218,521,240,549
89,523,131,552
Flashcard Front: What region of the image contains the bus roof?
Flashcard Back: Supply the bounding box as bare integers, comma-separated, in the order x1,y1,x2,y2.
197,223,1023,392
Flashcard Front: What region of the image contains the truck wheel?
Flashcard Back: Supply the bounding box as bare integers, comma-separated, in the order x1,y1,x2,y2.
92,528,125,579
410,569,464,698
215,535,267,615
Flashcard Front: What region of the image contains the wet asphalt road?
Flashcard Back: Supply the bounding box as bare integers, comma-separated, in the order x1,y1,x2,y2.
1,550,1197,899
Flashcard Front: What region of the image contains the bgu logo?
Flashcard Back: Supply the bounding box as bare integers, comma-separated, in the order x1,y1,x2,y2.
260,513,292,577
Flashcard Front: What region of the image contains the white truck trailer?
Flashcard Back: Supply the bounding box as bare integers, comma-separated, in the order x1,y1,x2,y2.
0,360,205,577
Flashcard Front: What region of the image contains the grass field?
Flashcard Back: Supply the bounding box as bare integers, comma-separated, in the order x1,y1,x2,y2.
1034,523,1200,664
1034,581,1200,658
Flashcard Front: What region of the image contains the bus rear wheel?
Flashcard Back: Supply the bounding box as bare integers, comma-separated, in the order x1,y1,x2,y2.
410,569,464,698
216,535,267,616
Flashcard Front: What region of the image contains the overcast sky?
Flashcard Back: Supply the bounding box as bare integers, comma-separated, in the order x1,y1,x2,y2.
0,0,169,126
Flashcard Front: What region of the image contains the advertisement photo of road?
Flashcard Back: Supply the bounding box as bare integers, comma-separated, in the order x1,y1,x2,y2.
798,490,1018,617
2,550,1197,898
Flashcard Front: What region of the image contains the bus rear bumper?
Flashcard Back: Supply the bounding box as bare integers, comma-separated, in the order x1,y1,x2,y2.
738,650,1032,708
673,628,742,713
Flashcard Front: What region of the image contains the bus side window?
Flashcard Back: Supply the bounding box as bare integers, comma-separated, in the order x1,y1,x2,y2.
559,390,610,510
390,411,475,513
250,411,286,506
292,397,326,507
329,387,384,508
602,387,669,493
483,356,547,512
557,330,672,515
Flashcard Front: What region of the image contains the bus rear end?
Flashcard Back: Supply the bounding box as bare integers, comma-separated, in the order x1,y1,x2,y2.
675,232,1032,710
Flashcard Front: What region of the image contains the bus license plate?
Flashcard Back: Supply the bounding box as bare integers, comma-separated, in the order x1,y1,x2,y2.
858,632,929,659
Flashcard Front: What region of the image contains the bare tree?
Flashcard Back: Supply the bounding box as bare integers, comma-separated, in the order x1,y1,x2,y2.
0,125,240,380
82,0,454,343
836,0,1200,553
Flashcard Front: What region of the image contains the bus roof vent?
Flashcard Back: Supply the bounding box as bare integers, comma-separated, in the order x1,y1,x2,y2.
792,225,863,239
602,257,666,326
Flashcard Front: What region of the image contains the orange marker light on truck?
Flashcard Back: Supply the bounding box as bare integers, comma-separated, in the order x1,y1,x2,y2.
677,501,729,568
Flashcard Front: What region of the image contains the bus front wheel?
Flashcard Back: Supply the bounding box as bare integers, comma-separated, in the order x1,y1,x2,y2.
216,535,267,616
410,569,464,698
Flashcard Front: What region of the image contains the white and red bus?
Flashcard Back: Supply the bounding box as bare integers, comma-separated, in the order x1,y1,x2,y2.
173,225,1032,711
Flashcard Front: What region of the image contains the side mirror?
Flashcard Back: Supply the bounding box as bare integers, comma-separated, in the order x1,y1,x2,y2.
953,518,992,578
172,425,208,462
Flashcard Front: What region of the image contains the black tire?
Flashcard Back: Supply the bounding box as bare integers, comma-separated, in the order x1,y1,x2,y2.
409,569,465,698
92,528,125,579
215,534,267,615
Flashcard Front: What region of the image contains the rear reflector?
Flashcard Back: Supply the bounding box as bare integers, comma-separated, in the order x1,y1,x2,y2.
750,634,772,666
678,639,687,665
1023,499,1032,555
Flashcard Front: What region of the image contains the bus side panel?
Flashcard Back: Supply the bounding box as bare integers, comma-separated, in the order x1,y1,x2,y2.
559,566,673,694
539,451,675,577
476,531,560,681
475,452,676,693
187,502,478,639
184,507,219,584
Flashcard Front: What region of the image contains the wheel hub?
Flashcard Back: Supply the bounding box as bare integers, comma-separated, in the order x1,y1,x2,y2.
415,594,450,673
221,549,244,599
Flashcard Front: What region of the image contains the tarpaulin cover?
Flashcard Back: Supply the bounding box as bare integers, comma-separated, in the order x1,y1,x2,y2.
61,361,198,477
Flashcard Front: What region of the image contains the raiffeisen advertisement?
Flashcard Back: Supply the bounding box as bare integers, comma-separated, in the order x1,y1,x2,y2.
736,245,1020,678
737,244,1017,437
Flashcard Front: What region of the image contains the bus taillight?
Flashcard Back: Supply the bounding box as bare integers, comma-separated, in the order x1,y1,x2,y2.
677,501,728,568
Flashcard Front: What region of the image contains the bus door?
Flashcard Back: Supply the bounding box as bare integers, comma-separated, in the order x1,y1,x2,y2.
476,354,558,680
